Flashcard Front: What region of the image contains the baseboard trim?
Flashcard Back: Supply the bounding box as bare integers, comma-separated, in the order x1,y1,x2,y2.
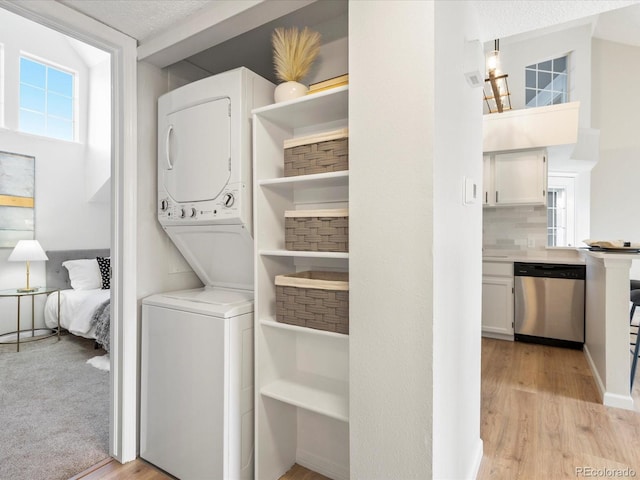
584,345,635,410
481,331,513,341
297,448,349,480
468,439,484,479
603,392,635,411
583,344,605,402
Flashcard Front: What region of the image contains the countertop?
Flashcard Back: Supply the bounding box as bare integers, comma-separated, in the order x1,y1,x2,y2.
483,248,585,265
582,249,640,261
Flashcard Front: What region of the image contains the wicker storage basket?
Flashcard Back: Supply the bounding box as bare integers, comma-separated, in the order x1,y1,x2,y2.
285,209,348,252
275,271,349,334
284,128,348,177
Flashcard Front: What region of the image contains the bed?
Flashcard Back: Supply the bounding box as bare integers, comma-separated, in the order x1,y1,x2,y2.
43,249,111,351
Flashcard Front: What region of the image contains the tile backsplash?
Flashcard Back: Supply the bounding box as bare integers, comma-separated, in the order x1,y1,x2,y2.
483,205,547,251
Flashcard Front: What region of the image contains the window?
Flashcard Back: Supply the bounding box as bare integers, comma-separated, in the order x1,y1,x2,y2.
19,56,74,141
525,55,568,108
547,175,575,247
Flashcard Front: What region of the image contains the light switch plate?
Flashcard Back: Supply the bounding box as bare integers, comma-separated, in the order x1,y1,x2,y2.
464,177,478,205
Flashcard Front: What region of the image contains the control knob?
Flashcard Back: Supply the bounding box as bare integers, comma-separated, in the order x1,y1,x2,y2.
160,199,169,211
222,193,235,207
189,207,197,218
179,208,186,218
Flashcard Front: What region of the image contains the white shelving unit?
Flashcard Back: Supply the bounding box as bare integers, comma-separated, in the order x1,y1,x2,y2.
253,86,350,480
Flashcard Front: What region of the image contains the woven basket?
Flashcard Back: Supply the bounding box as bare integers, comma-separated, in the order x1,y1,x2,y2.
275,271,349,334
284,128,348,177
285,209,348,252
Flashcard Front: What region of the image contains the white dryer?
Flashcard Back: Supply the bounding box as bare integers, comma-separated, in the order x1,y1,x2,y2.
140,67,273,480
156,66,273,288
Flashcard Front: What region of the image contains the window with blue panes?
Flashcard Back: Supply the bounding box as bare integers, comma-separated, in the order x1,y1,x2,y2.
525,55,569,108
19,57,74,141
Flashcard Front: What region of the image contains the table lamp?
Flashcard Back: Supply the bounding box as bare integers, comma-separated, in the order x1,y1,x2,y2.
8,239,48,292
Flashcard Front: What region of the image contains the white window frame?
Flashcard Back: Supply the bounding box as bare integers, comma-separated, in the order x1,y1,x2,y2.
18,52,78,142
547,173,576,247
525,54,569,109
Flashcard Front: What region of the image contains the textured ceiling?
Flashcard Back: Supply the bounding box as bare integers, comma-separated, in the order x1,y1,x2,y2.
473,0,640,42
58,0,212,41
55,0,640,56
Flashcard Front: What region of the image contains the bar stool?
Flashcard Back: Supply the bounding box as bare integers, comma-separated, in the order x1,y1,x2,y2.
629,289,640,389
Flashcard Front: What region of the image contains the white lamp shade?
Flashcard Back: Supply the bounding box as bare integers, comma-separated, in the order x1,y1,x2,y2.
8,240,48,262
486,50,500,73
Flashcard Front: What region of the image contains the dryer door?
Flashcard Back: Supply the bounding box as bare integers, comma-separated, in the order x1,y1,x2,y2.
161,97,231,203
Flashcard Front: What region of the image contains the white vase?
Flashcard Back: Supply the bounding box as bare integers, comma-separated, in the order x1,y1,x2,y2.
274,81,308,103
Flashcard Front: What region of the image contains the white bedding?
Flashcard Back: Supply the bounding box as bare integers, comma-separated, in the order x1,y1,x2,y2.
44,289,110,339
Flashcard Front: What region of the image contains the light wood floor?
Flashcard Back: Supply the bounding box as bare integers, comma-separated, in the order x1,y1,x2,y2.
74,339,640,479
70,457,173,480
70,458,323,479
477,338,640,478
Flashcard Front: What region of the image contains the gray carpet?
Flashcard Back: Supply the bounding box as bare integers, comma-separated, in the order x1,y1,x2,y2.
0,333,109,480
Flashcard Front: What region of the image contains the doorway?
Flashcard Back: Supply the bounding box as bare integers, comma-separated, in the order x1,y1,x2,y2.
0,0,138,464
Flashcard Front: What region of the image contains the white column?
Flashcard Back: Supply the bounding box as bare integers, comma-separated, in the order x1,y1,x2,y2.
584,251,635,410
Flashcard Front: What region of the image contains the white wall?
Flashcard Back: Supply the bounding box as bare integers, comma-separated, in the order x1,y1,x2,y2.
136,61,201,301
86,57,111,202
350,2,482,477
350,1,475,477
433,1,484,478
0,9,110,332
591,38,640,279
349,1,434,477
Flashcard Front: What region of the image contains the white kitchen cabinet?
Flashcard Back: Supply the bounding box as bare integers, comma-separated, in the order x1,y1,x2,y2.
483,149,547,206
253,86,350,480
482,261,514,340
483,154,491,205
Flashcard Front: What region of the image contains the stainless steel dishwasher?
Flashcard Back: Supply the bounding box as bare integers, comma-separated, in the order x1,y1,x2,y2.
514,262,586,349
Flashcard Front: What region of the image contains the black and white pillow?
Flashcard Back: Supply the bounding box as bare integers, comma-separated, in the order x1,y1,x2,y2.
96,256,111,289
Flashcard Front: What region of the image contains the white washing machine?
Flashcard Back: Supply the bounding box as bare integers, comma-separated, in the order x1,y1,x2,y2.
141,288,254,480
140,67,273,479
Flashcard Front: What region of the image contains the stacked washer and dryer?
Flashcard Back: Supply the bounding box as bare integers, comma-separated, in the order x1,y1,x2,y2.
140,68,274,479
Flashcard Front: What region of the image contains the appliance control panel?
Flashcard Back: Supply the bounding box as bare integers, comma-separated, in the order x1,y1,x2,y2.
158,184,246,225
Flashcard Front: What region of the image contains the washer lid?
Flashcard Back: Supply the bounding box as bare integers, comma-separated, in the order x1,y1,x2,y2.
143,287,253,318
161,96,231,204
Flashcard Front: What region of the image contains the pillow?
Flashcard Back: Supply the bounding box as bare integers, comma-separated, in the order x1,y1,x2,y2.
62,259,102,290
96,256,111,290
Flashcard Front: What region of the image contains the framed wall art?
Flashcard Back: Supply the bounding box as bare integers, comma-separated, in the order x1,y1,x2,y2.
0,151,35,248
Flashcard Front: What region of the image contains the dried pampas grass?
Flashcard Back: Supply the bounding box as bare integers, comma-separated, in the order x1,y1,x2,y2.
272,26,321,83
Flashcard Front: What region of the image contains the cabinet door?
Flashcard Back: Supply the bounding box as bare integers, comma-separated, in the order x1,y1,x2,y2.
483,154,492,205
493,150,547,205
482,275,514,339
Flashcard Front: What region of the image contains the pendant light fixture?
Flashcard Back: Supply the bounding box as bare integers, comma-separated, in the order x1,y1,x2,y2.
483,39,512,114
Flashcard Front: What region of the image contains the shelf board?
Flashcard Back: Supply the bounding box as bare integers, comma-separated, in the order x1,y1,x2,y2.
253,86,348,129
259,249,349,259
258,170,349,189
260,371,349,422
260,318,349,340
